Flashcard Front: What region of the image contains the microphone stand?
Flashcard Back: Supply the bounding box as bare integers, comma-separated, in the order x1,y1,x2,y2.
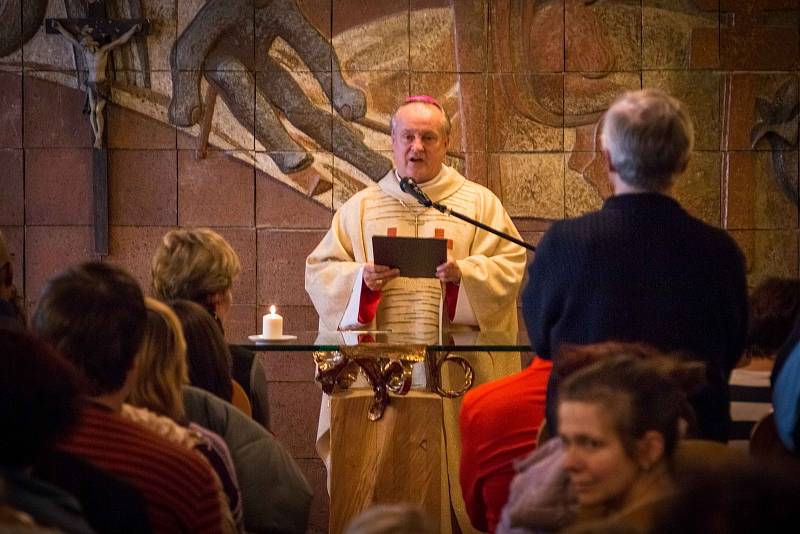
428,200,536,252
399,176,536,251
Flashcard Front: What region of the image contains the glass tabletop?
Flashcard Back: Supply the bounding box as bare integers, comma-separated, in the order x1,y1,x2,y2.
233,330,532,352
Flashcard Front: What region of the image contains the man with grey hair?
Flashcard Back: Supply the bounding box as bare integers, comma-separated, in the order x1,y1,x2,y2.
523,89,748,442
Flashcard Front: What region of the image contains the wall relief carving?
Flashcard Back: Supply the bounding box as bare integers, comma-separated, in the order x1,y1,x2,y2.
1,0,797,223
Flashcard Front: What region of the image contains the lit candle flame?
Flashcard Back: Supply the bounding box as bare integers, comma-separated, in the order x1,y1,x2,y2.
269,304,276,315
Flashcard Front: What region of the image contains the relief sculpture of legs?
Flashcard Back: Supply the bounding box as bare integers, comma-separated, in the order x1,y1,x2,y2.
169,0,392,181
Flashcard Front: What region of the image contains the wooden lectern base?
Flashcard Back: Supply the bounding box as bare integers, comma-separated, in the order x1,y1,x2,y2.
329,390,449,534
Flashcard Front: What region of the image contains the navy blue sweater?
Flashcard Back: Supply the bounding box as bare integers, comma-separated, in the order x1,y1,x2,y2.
523,193,748,442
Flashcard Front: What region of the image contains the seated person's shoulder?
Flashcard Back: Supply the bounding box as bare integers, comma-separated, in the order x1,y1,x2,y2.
183,385,270,444
463,362,550,418
79,404,212,473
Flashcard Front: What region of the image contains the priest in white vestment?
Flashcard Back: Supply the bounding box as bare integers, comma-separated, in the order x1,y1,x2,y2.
305,96,526,532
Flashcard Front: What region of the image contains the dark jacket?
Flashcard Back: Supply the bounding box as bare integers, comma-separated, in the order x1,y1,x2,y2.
183,386,312,533
230,345,271,429
523,193,748,441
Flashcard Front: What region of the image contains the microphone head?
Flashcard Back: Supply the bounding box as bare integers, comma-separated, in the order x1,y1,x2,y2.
398,176,432,207
399,176,415,194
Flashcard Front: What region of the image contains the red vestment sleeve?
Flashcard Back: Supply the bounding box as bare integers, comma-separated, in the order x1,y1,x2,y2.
445,282,459,321
357,281,382,324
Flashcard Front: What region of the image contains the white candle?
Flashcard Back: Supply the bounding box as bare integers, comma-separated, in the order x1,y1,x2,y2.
262,305,283,338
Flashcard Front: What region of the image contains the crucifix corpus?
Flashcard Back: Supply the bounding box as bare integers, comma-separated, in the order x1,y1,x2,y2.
46,1,148,255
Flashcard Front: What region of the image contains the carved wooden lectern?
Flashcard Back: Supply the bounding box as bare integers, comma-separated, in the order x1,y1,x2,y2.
241,331,528,534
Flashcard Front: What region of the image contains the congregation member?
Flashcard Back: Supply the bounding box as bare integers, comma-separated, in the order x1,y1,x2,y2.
182,385,313,533
305,95,527,529
651,459,800,533
729,277,800,449
151,228,272,429
523,89,748,442
769,300,800,454
496,342,697,533
32,262,226,532
499,350,705,533
126,297,243,532
344,503,436,534
0,329,94,533
556,355,705,531
129,297,312,533
170,298,236,403
458,355,552,533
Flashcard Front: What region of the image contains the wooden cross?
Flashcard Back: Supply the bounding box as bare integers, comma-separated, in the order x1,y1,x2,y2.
46,0,148,255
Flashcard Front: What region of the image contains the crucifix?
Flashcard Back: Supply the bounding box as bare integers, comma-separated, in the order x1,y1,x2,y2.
46,0,148,255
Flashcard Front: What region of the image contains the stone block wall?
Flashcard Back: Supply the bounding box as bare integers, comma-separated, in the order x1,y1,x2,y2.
2,1,799,531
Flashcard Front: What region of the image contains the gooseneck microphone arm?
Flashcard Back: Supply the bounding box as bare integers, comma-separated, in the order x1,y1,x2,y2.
398,176,536,252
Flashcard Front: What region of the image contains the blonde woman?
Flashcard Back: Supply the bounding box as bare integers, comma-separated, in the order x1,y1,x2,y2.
132,298,312,533
151,228,271,429
126,297,243,532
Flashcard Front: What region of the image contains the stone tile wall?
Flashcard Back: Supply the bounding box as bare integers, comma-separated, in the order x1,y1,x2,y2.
2,1,800,532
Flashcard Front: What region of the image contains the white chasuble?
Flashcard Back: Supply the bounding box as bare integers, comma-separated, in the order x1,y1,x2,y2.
305,165,527,533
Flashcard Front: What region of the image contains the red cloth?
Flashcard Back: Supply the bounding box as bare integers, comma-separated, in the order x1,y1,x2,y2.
444,282,459,321
459,357,552,533
357,281,382,324
58,403,224,533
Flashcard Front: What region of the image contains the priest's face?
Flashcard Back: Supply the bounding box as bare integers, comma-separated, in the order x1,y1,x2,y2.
391,102,449,184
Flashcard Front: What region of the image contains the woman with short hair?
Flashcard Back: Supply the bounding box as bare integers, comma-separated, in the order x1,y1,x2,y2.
151,228,270,429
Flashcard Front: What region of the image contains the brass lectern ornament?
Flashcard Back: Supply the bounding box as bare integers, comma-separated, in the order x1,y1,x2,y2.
314,342,474,421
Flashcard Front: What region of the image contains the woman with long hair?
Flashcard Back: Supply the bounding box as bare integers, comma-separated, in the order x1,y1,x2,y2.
168,299,234,403
126,297,243,532
557,353,705,531
130,298,312,533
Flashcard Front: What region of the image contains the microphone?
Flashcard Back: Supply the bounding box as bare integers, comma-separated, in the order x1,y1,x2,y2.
399,176,433,207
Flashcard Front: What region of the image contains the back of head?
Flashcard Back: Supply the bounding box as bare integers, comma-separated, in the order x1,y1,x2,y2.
169,299,233,401
559,353,706,460
601,89,694,191
128,298,189,420
554,341,665,382
746,277,800,357
0,329,84,466
32,262,146,396
344,504,436,534
151,228,241,309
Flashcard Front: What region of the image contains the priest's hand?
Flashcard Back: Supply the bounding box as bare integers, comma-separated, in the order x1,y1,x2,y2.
436,260,461,284
363,263,399,291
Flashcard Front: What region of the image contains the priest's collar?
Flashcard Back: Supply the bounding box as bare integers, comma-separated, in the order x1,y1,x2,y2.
393,166,446,187
384,165,464,204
